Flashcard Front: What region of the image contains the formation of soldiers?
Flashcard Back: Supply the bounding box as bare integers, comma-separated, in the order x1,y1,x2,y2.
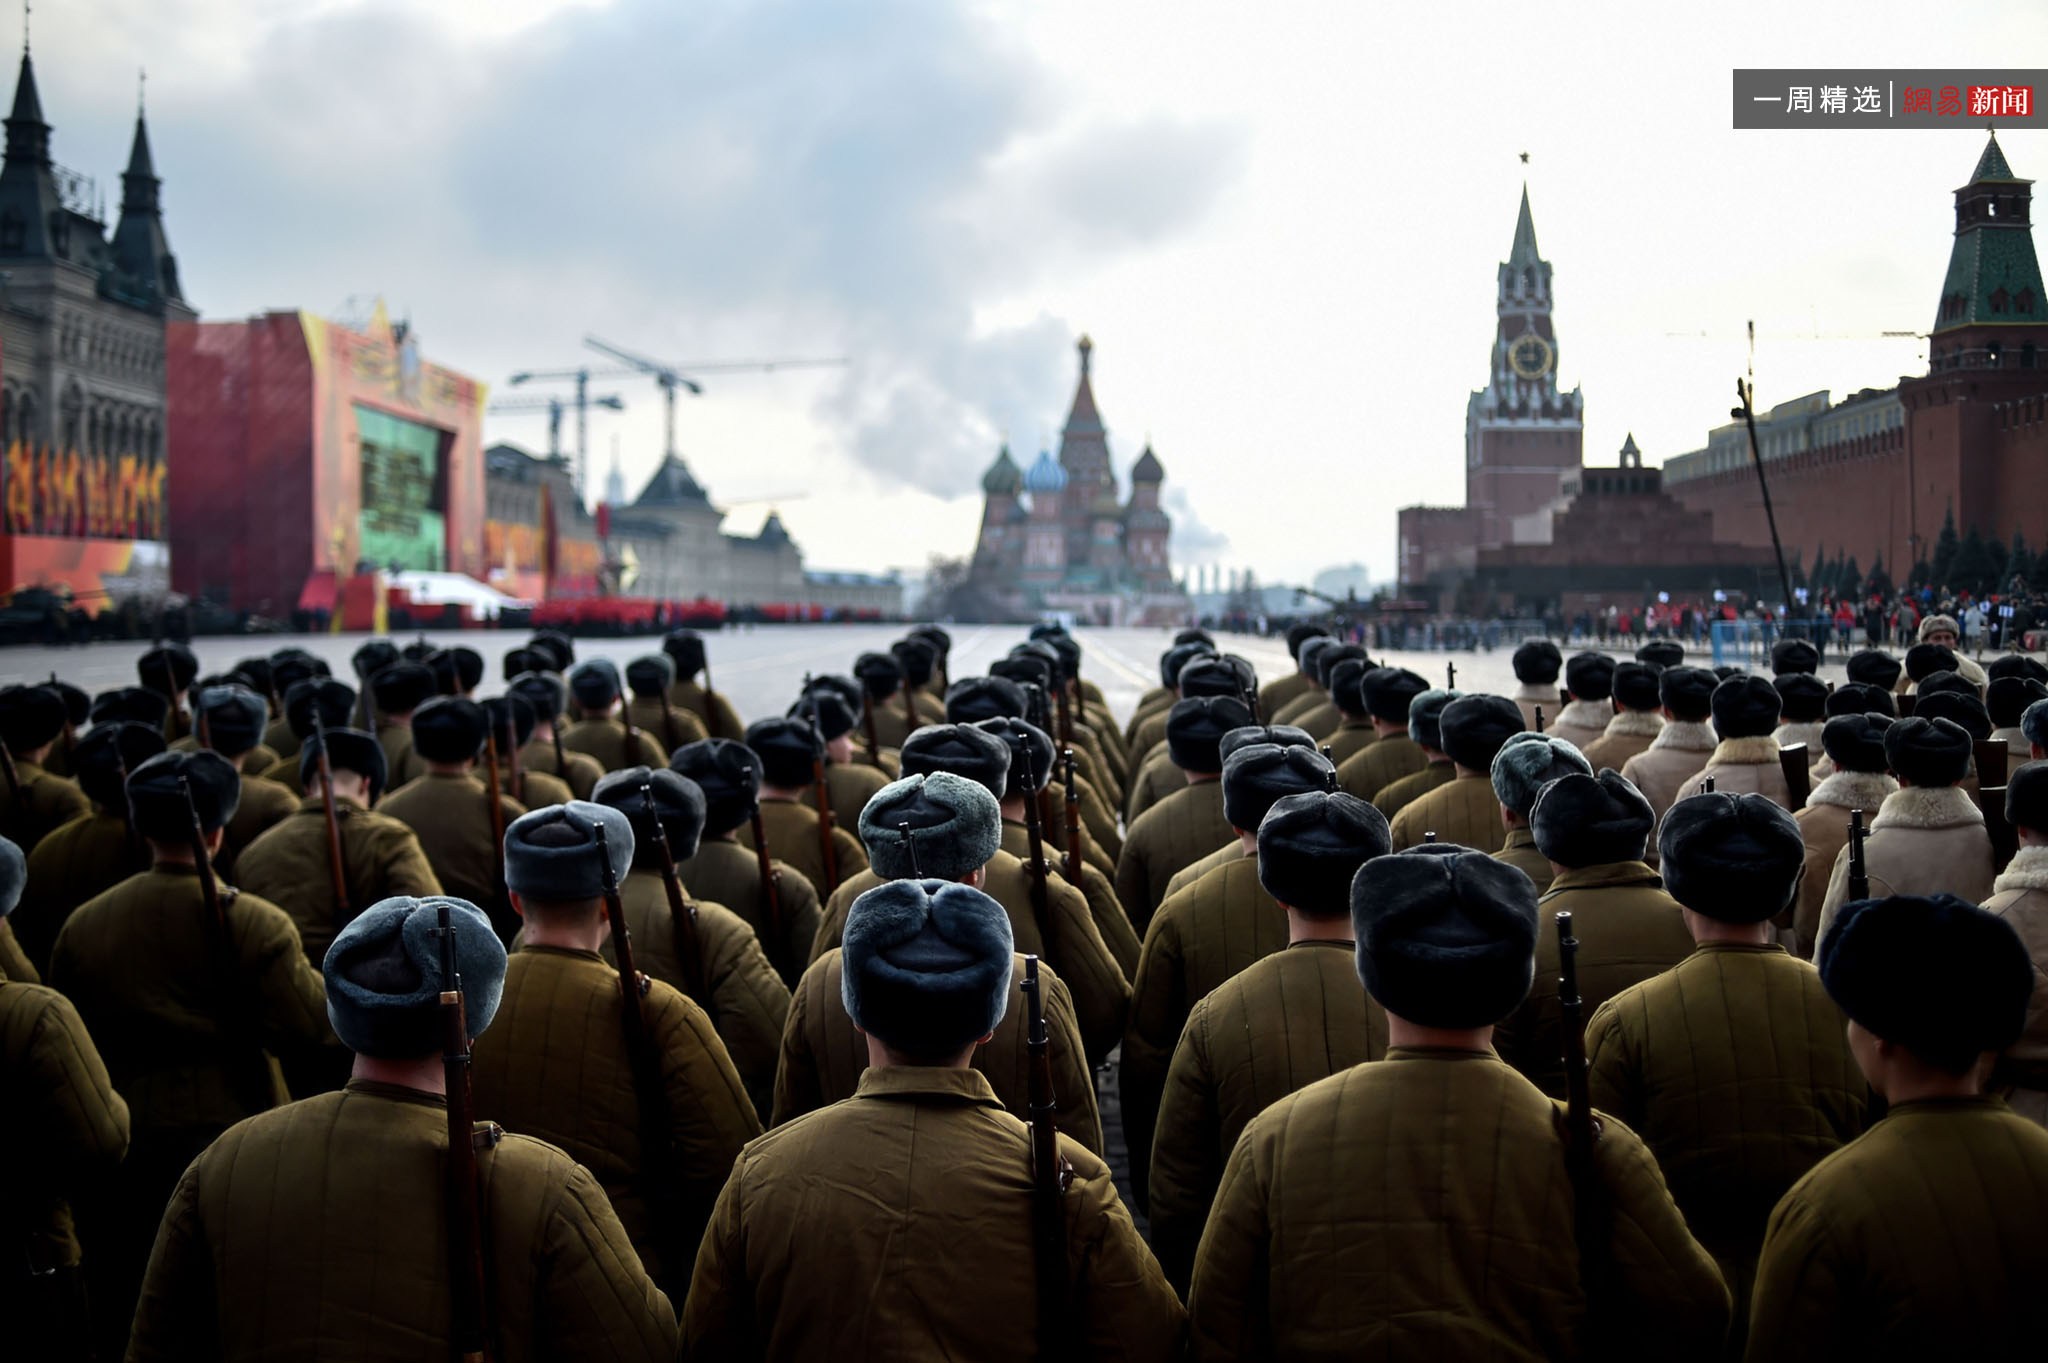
2,613,2046,1360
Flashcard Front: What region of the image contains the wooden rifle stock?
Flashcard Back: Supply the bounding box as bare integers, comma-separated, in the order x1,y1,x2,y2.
436,899,497,1363
111,748,144,868
1054,682,1073,748
549,722,568,790
862,687,886,770
750,806,785,972
619,698,642,763
1556,910,1609,1320
503,719,524,806
1847,808,1870,902
1022,956,1073,1356
1778,743,1811,811
1019,742,1057,963
310,716,352,936
1060,749,1081,886
658,694,683,757
900,682,922,738
639,782,708,1006
178,774,226,932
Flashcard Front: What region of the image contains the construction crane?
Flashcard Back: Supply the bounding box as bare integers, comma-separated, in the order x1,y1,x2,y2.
582,336,848,464
486,393,626,463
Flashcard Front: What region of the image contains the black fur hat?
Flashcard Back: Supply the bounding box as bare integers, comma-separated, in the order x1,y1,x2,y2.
944,677,1029,726
1531,770,1656,867
1883,716,1972,787
410,698,488,765
1819,894,2031,1072
1773,674,1828,724
1437,694,1526,771
1157,641,1215,690
1635,640,1686,670
745,717,825,790
508,672,566,724
299,727,389,799
1286,623,1331,660
1904,642,1959,684
1659,666,1717,722
370,662,437,716
1988,676,2048,729
900,724,1013,802
1166,697,1255,775
72,721,168,810
1360,668,1429,724
351,639,401,681
1824,683,1896,720
1314,645,1368,690
1820,714,1892,774
841,879,1014,1057
1328,659,1370,717
662,629,708,679
567,659,623,710
791,687,858,743
1917,669,1979,701
1986,654,2048,686
1512,639,1562,684
593,765,709,864
1845,648,1904,689
194,684,268,758
128,749,241,838
482,695,537,751
1219,724,1316,763
1711,675,1782,739
1351,847,1539,1028
854,651,904,700
1657,791,1805,923
1611,662,1662,712
1564,652,1616,701
1911,691,1992,742
429,647,484,696
138,642,200,697
89,686,170,730
1770,638,1820,676
624,655,675,700
1221,744,1338,831
669,739,762,836
1178,655,1257,701
0,685,68,752
286,679,357,739
890,637,939,688
972,717,1056,800
1257,789,1389,917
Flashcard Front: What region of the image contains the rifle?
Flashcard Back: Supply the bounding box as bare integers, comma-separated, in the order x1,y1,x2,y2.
802,676,841,895
310,716,352,937
593,822,682,1290
437,899,498,1363
1053,678,1074,747
749,803,786,975
1778,742,1811,811
658,692,685,756
1018,741,1058,963
1447,660,1457,689
1847,808,1870,902
549,719,568,790
178,774,227,933
501,715,525,806
1534,705,1546,734
1060,748,1081,886
1022,955,1074,1356
0,741,24,810
900,680,922,739
1700,775,1716,794
1556,910,1609,1323
861,682,887,770
482,729,508,923
112,745,144,868
640,781,708,1007
619,694,643,764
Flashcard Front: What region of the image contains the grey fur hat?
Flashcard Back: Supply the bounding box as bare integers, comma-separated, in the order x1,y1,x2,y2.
592,766,709,864
1257,790,1388,916
1657,791,1805,924
1167,696,1256,774
0,836,23,920
2025,697,2048,751
1351,846,1540,1028
1490,732,1593,818
323,896,506,1058
503,801,635,903
194,684,269,758
1408,689,1462,751
1531,770,1655,868
900,724,1013,802
1222,743,1337,831
860,773,1002,882
1220,724,1315,763
1438,694,1527,770
841,879,1014,1056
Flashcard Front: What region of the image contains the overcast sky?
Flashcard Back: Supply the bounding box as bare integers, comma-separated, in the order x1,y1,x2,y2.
31,0,2048,583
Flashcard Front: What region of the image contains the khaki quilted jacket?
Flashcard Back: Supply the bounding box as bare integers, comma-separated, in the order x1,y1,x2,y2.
377,772,527,923
1001,819,1141,979
768,949,1102,1154
741,796,869,904
1125,749,1185,827
1389,772,1507,852
1117,779,1235,932
1699,736,1793,808
235,795,444,970
1494,827,1556,893
516,737,606,800
1149,939,1388,1291
664,678,745,741
14,808,146,971
1791,770,1896,958
1586,943,1868,1312
1163,837,1245,902
467,946,761,1292
1324,717,1379,768
1187,1049,1730,1361
681,1066,1184,1362
1338,734,1428,803
1371,758,1455,820
127,1081,677,1361
0,759,88,856
677,838,823,989
0,974,129,1270
559,717,667,774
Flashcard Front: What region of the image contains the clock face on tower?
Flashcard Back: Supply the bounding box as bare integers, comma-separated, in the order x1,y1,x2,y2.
1509,333,1554,380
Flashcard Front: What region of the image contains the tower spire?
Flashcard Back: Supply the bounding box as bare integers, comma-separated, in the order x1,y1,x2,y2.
1509,183,1540,267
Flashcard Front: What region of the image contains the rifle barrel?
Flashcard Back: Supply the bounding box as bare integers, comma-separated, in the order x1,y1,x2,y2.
640,782,708,1006
437,900,496,1363
311,716,352,936
1060,749,1081,886
1023,956,1071,1356
750,807,785,973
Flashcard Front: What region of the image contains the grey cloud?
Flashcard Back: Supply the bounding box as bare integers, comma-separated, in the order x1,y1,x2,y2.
1164,484,1230,561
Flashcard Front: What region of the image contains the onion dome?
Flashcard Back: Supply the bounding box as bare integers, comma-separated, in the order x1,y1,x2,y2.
981,444,1023,496
1131,444,1164,483
1024,449,1067,494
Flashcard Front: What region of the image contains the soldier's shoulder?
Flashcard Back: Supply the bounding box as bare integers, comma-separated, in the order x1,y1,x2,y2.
0,976,87,1040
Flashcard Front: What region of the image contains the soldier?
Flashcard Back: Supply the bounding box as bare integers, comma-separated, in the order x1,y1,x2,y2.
1987,674,2048,761
509,669,607,799
1370,687,1461,818
426,644,484,698
774,771,1103,1143
1900,640,1963,697
349,637,400,719
192,684,299,877
1258,623,1330,716
1747,894,2048,1361
1496,770,1693,1096
588,766,790,1121
1125,638,1218,750
0,836,27,979
41,679,87,781
1638,638,1686,669
1696,676,1792,806
1281,643,1365,743
1774,674,1828,763
1507,637,1564,730
13,721,164,971
1771,636,1821,679
126,894,678,1358
1817,717,1997,944
1846,646,1903,695
1580,660,1666,771
908,623,954,696
1545,651,1611,749
1131,654,1256,793
1268,637,1336,727
0,684,90,853
1121,741,1344,1209
680,877,1183,1360
256,676,356,796
1388,694,1526,851
672,738,822,987
1163,724,1319,898
368,660,437,790
1984,761,2048,1126
1791,715,1897,958
1333,667,1430,801
741,717,869,900
136,642,200,741
236,726,443,970
1186,844,1729,1359
1914,688,1995,806
950,672,1121,858
663,628,745,739
49,750,330,1358
377,698,528,938
1321,658,1380,766
258,648,326,759
791,679,891,837
525,628,575,674
1808,682,1897,780
562,660,667,773
1914,612,1990,687
1621,665,1720,818
469,801,760,1296
1,834,131,1363
1490,731,1594,893
852,651,928,754
1117,695,1253,929
170,676,284,774
888,635,950,723
626,653,708,755
1588,793,1868,1335
480,693,576,810
89,685,171,734
1149,787,1392,1290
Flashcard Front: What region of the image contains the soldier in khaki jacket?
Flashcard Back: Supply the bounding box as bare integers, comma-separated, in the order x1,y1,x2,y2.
672,739,823,987
1816,717,1997,948
378,699,528,940
136,642,199,743
853,651,943,753
1320,658,1380,767
1188,844,1729,1360
1371,688,1461,818
1117,695,1252,930
1267,638,1335,728
1496,770,1693,1096
1281,643,1364,743
663,628,745,739
587,765,789,1122
507,670,606,799
1981,762,2048,1126
562,660,667,774
791,681,891,841
1621,665,1720,818
1548,651,1614,749
50,749,331,1360
256,649,325,760
476,694,575,811
1749,894,2048,1362
1150,788,1392,1290
13,721,163,971
192,684,298,878
1588,793,1868,1333
1696,675,1793,807
1389,692,1526,851
254,677,354,796
624,653,708,756
1162,725,1322,900
367,660,436,792
0,684,90,854
1489,731,1593,893
1774,673,1829,765
471,801,760,1299
1506,638,1563,731
129,894,677,1360
681,877,1184,1361
1580,660,1666,771
1791,716,1897,958
1125,638,1216,752
951,672,1123,859
1,836,131,1361
741,716,870,902
1333,667,1430,801
1258,623,1329,717
1127,656,1256,824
